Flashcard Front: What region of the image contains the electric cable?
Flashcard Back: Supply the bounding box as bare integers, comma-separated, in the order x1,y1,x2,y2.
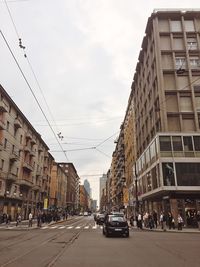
0,29,69,161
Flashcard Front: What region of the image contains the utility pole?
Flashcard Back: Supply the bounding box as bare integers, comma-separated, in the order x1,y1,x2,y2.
134,162,139,214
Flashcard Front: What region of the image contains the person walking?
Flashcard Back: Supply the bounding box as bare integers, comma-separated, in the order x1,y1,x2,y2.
177,214,183,230
153,211,158,228
196,211,200,230
138,212,143,229
167,212,173,230
28,212,33,227
16,214,21,227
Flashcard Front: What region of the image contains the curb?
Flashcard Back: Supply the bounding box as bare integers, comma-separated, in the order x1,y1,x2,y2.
131,226,200,234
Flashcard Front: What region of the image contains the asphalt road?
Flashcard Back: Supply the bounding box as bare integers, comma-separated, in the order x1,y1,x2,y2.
0,216,200,267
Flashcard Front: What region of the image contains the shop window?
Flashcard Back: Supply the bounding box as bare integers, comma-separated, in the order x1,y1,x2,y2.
176,163,200,186
162,163,175,186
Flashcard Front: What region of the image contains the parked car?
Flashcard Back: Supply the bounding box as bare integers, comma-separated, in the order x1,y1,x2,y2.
84,212,88,216
96,214,105,225
103,214,129,237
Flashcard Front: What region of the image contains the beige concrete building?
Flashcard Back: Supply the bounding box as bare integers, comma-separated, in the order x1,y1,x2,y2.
0,84,54,219
132,10,200,226
57,162,80,214
49,163,67,209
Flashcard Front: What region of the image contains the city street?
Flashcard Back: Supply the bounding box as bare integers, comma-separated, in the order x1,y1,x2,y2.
0,216,200,267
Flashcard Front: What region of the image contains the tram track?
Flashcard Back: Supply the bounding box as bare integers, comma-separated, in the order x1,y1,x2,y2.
0,217,88,267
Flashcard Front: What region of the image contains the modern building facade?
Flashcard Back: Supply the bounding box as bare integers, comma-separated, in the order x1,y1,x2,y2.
84,179,91,197
132,9,200,226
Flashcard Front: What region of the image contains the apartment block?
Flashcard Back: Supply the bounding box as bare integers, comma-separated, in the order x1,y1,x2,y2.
49,163,67,208
132,10,200,226
0,84,54,219
58,162,80,214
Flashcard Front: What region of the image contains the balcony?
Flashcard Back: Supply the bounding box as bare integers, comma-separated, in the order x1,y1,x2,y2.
0,119,5,130
30,150,36,157
10,150,19,162
26,131,32,140
14,118,22,129
24,145,31,153
23,162,33,172
18,178,33,188
32,184,40,191
30,137,36,145
38,145,43,152
0,100,8,112
7,172,17,182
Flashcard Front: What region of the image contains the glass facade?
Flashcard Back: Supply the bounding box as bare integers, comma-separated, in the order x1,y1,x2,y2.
176,163,200,186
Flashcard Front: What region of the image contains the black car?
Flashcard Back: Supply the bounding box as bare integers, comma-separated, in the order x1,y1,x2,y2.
103,215,129,237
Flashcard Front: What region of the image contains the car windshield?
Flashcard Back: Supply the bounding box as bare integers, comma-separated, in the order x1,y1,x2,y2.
109,216,126,222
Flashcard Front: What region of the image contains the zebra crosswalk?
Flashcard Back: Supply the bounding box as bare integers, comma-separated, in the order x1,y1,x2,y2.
0,223,104,231
41,224,103,230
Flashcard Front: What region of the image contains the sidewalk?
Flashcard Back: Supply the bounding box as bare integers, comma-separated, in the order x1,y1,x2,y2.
0,216,79,230
131,224,200,234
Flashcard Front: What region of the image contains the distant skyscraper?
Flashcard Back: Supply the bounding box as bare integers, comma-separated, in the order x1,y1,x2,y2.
84,179,91,197
99,174,107,201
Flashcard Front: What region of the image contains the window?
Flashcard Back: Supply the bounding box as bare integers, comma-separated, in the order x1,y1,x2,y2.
179,96,192,112
172,136,183,151
187,38,197,50
176,163,200,186
160,136,171,151
171,20,182,32
4,139,7,149
6,121,9,131
189,57,200,69
1,159,4,171
175,57,186,70
185,20,195,32
193,136,200,151
183,136,193,151
162,163,175,186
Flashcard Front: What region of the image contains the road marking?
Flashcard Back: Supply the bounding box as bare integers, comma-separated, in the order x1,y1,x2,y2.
100,226,103,229
51,226,58,229
59,226,65,229
41,226,48,229
84,226,89,229
67,226,73,229
92,225,97,229
75,226,81,229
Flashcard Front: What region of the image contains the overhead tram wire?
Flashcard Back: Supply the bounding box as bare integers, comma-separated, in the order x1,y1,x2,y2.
4,0,61,136
0,30,69,161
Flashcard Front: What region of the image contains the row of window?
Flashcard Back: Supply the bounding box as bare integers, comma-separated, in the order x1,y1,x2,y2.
137,135,200,174
138,162,200,195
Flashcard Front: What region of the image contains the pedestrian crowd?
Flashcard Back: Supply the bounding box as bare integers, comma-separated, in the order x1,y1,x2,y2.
129,210,200,231
0,210,69,227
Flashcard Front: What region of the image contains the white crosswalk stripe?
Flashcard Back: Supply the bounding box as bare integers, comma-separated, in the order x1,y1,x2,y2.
0,224,103,230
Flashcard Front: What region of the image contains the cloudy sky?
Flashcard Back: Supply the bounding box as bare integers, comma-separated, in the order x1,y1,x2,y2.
0,0,199,205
